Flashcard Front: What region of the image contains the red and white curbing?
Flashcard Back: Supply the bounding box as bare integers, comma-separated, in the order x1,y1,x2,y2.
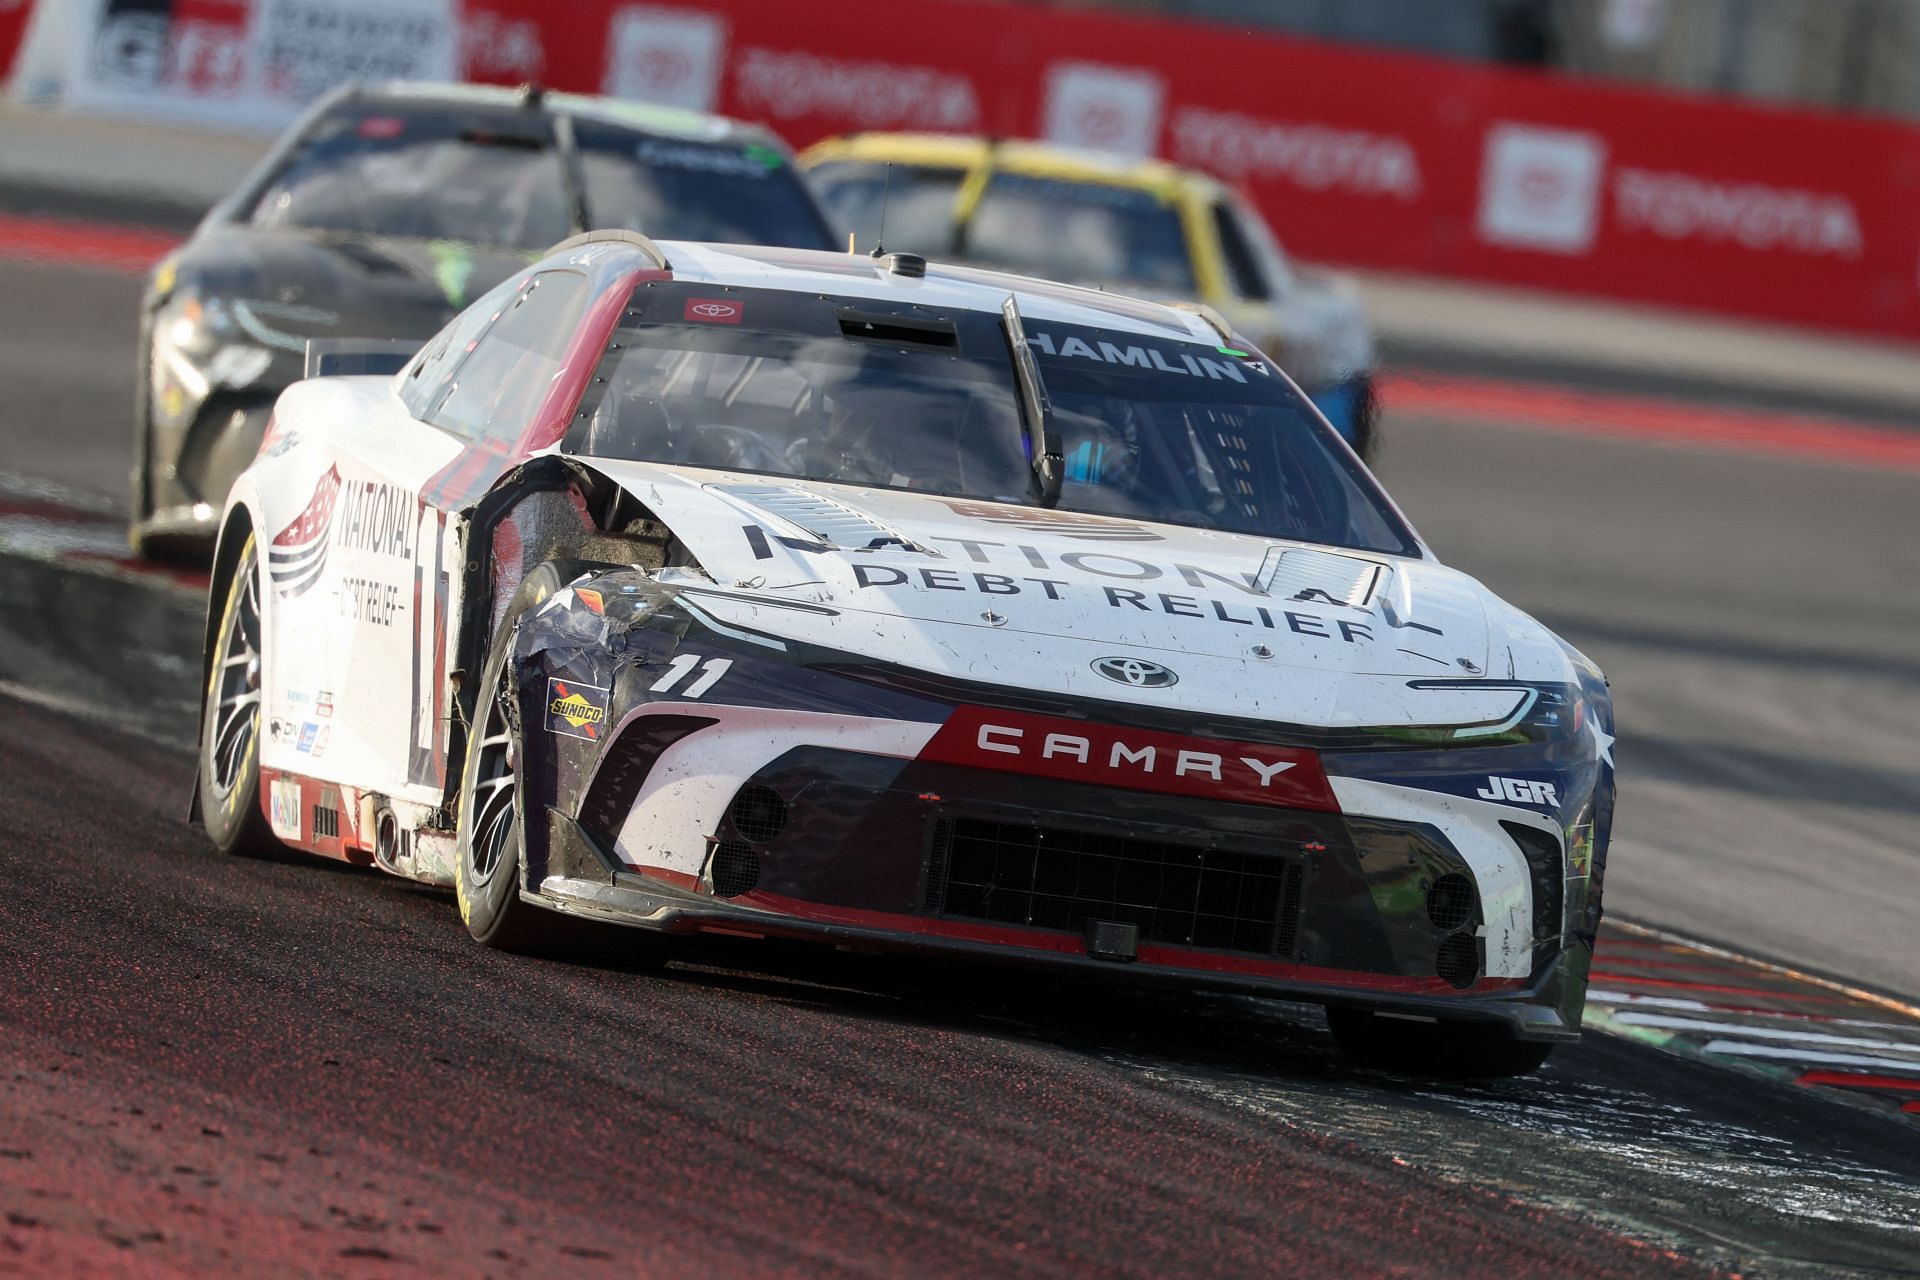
1588,919,1920,1123
0,472,208,593
1381,370,1920,475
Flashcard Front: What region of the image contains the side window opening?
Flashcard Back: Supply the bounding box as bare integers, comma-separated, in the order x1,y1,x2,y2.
398,275,525,420
1212,201,1271,302
430,270,592,443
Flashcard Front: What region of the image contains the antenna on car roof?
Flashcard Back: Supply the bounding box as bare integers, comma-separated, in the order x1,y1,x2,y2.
868,162,894,259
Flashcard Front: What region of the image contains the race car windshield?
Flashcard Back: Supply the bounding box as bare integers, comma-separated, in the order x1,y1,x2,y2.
962,174,1197,294
248,109,573,248
247,109,833,252
573,125,835,250
573,285,1416,556
804,161,970,257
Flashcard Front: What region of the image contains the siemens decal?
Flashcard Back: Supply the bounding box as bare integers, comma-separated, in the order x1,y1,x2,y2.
335,481,418,560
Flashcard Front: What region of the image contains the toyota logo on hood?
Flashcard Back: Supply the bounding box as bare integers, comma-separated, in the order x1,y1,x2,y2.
1092,656,1178,688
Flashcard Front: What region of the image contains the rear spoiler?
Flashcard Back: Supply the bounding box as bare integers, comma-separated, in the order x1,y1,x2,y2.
304,338,421,380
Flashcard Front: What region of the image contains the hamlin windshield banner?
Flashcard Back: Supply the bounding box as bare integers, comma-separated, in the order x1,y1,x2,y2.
31,0,1920,340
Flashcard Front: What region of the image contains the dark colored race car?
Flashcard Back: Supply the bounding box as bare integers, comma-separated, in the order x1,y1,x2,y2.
133,81,836,555
196,232,1614,1079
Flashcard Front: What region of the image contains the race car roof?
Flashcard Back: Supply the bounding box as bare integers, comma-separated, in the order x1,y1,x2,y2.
349,81,790,150
572,238,1228,344
798,133,1220,203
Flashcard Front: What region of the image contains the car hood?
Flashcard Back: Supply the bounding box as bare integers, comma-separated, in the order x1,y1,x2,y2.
581,461,1555,728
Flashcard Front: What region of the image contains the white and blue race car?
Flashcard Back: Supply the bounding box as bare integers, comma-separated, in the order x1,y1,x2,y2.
194,230,1614,1078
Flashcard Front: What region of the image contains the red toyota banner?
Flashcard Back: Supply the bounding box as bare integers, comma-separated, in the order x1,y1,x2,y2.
42,0,1920,341
0,0,37,80
451,0,1920,341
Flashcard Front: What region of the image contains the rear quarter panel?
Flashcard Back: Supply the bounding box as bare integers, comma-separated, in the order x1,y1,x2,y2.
241,376,466,807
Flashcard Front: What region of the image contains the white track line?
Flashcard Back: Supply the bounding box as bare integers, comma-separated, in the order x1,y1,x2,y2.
0,468,121,517
1586,990,1712,1011
1614,1012,1920,1053
0,679,194,751
1700,1040,1920,1073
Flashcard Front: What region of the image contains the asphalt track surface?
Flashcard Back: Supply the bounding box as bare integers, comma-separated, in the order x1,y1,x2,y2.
2,244,1919,1276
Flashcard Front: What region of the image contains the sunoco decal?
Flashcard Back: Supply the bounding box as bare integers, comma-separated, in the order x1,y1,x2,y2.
546,678,611,741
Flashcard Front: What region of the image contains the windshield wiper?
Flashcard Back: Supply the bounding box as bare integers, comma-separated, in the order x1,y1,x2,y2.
1000,294,1062,506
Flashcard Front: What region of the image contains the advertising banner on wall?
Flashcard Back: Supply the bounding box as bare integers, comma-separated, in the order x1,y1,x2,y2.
0,0,37,81
29,0,1920,341
51,0,456,130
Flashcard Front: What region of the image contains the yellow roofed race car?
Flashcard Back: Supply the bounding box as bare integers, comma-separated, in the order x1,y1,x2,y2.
799,133,1378,458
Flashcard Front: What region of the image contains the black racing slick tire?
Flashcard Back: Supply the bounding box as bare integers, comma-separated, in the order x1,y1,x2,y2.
455,596,569,953
196,533,282,858
1325,1008,1556,1080
454,560,670,968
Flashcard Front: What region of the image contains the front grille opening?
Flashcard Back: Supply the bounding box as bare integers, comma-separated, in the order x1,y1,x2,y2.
578,714,718,843
1426,873,1477,931
711,841,760,898
1436,932,1479,988
728,785,788,843
929,817,1306,957
1501,821,1566,951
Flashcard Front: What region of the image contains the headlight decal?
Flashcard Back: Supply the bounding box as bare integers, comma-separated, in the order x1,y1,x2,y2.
233,300,339,354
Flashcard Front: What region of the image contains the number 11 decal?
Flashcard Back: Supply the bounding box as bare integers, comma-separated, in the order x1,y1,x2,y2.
648,654,734,698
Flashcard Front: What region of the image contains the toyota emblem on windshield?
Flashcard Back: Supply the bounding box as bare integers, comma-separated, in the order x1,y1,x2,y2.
684,298,742,324
1092,656,1178,689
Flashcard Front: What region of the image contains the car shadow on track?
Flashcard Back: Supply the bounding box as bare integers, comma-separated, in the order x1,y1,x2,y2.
262,855,1920,1278
626,933,1378,1082
357,866,1560,1097
629,934,1920,1277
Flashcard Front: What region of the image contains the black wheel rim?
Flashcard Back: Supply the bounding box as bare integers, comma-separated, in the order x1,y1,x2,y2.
208,548,261,796
469,671,518,884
